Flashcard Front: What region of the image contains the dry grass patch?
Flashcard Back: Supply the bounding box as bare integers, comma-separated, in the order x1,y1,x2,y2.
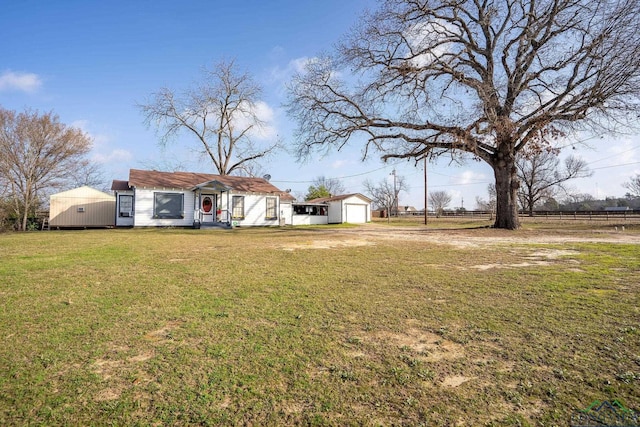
279,238,375,251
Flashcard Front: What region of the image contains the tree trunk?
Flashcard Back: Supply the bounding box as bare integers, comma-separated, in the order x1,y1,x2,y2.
492,157,521,230
524,191,534,217
21,197,29,231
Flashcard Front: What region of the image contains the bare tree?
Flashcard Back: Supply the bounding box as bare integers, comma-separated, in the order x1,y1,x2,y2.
363,175,408,216
140,59,279,175
288,0,640,229
312,176,346,196
68,162,108,192
624,174,640,197
0,108,93,230
475,184,497,214
429,190,452,217
517,150,592,215
562,192,595,210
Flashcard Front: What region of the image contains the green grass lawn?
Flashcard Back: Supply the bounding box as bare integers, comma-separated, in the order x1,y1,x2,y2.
0,225,638,426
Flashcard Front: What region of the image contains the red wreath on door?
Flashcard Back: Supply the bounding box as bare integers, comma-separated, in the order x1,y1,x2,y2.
202,197,213,213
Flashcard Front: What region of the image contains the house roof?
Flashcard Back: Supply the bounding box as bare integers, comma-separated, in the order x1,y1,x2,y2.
125,169,295,200
306,193,372,204
111,180,132,191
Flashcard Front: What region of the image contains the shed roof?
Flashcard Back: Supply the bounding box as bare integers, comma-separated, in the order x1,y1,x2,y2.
111,180,132,191
306,193,372,204
51,186,114,200
124,169,294,200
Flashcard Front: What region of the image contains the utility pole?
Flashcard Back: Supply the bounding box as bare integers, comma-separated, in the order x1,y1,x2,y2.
390,169,398,217
424,157,428,225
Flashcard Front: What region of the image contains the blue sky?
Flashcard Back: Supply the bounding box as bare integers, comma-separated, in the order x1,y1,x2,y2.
2,0,639,209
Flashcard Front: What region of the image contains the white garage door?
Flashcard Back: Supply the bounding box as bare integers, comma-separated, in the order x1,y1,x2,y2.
345,204,367,223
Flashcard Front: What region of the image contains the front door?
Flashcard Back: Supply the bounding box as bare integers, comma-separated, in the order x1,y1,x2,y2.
201,194,215,223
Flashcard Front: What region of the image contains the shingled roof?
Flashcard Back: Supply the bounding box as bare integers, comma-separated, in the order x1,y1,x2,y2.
122,169,294,201
110,179,132,191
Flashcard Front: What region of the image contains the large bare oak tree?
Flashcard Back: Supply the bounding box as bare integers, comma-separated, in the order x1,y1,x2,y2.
287,0,640,229
140,59,279,176
0,108,93,230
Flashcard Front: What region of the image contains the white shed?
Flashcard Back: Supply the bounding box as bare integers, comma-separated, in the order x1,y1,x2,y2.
305,193,372,224
49,186,115,228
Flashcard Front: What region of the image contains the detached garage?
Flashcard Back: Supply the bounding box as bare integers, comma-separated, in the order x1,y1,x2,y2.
305,193,372,224
49,186,115,228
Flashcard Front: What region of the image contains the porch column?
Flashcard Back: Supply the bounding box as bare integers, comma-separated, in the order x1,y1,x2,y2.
195,189,201,222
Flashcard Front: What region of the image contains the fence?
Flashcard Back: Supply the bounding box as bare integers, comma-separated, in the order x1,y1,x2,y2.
383,209,640,221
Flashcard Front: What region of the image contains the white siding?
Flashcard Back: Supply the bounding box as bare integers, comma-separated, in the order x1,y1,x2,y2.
227,193,280,227
280,202,292,225
328,195,371,224
133,188,195,227
131,188,284,228
327,201,343,224
292,214,328,225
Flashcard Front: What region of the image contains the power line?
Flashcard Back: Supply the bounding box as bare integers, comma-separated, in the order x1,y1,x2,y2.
272,138,640,190
590,161,640,171
585,147,640,166
271,160,404,184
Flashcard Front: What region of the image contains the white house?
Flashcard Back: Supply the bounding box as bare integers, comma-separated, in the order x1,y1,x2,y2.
111,169,294,228
305,193,372,224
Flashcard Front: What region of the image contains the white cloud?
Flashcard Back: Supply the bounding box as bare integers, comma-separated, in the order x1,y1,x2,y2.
69,120,131,166
70,120,90,131
269,55,341,86
252,101,278,139
70,120,112,147
225,100,279,142
268,56,316,85
606,136,640,163
454,170,487,185
405,20,462,67
0,70,42,93
332,160,348,169
92,149,133,165
289,57,315,74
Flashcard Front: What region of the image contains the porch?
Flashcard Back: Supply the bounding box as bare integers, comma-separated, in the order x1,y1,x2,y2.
191,180,233,228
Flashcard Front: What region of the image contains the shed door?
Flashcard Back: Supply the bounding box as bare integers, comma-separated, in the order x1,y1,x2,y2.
345,204,367,223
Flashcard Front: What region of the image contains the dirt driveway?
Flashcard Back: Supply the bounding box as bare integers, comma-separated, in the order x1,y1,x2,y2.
285,222,640,250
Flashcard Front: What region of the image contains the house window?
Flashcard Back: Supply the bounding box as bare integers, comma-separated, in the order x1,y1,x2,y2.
232,196,244,219
153,192,184,219
265,197,277,220
119,195,133,217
